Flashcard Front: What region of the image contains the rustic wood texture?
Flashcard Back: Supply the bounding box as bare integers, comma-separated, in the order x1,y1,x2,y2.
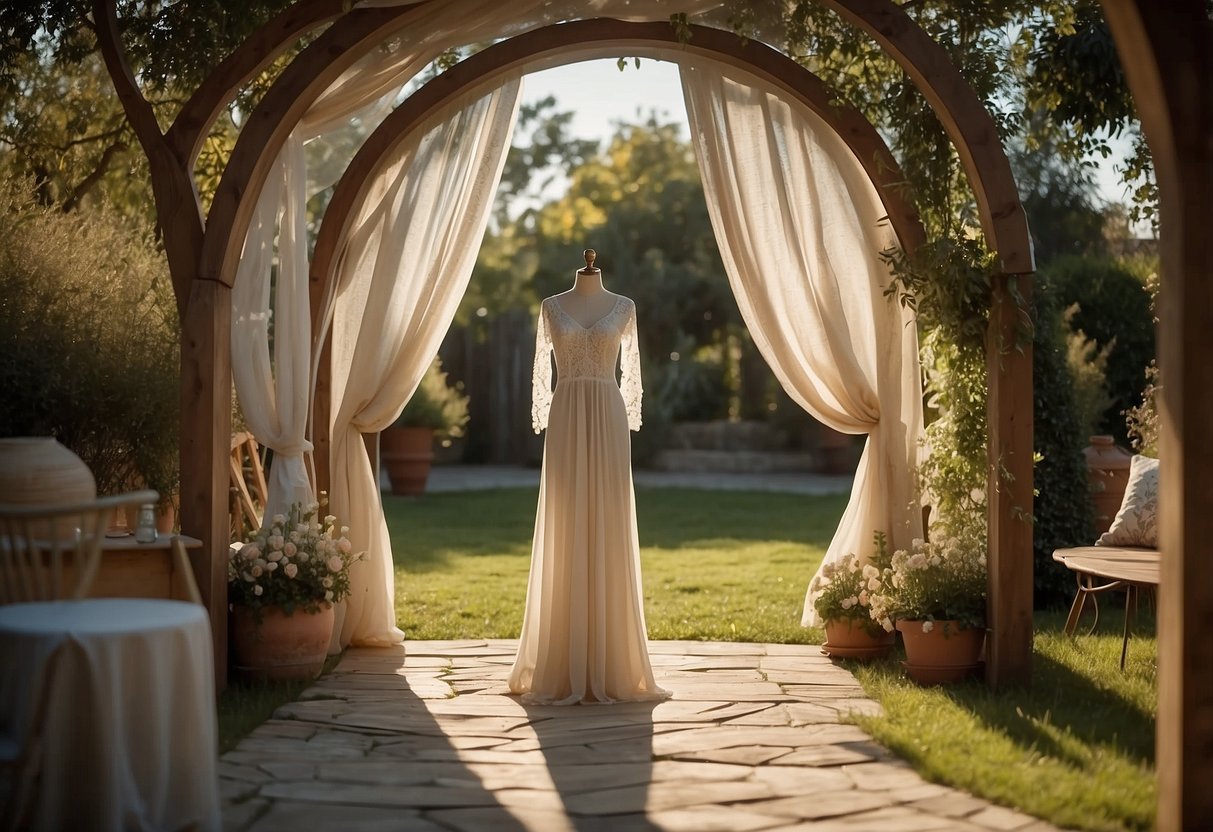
823,0,1034,276
309,18,927,330
985,274,1034,688
1101,2,1213,827
179,278,233,689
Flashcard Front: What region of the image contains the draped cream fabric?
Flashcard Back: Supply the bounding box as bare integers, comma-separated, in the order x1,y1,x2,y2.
679,60,924,625
326,82,522,649
510,295,667,704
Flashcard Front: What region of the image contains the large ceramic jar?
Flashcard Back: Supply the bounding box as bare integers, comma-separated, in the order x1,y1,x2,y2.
1084,435,1132,535
0,437,95,505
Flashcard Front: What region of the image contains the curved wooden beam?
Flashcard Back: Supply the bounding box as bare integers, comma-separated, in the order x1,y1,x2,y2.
198,2,431,289
309,17,927,340
821,0,1034,275
166,0,362,166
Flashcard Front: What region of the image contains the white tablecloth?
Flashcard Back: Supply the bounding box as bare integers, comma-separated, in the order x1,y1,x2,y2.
0,598,220,831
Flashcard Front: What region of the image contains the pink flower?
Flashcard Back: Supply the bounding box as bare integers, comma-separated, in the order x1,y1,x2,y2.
337,539,352,555
267,549,282,562
241,545,259,561
327,555,344,573
284,542,297,557
922,620,934,633
250,565,263,578
283,563,298,578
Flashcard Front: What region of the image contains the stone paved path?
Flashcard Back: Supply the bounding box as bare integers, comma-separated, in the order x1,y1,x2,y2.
220,640,1057,832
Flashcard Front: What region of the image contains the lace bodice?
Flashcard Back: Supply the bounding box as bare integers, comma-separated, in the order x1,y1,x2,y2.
532,294,643,433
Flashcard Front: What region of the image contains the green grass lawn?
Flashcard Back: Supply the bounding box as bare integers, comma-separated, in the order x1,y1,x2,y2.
386,486,842,643
383,484,1157,831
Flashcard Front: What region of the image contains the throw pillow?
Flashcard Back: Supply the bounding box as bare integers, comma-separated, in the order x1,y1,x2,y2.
1096,454,1159,548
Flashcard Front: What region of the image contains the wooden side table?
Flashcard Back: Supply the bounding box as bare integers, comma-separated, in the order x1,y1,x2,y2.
91,533,204,604
1053,546,1160,669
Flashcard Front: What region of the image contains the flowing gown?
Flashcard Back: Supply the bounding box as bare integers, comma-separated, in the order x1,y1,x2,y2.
508,293,669,705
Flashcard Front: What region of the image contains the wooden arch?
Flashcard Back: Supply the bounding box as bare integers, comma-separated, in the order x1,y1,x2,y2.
175,0,1034,690
305,17,929,502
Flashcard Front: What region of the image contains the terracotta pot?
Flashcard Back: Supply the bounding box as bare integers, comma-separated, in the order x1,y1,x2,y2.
822,618,895,660
0,437,95,506
896,619,985,685
380,426,435,496
1084,435,1132,535
230,603,334,682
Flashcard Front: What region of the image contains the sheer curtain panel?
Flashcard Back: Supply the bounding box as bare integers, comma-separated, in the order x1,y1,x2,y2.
680,59,924,625
325,81,522,649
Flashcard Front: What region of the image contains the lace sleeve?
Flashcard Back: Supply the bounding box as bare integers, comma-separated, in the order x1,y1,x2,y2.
531,300,554,433
620,300,643,431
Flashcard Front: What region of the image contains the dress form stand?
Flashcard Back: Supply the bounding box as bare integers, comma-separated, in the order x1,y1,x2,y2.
574,248,605,294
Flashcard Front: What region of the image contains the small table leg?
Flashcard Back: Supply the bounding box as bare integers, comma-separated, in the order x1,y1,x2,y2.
1120,584,1136,670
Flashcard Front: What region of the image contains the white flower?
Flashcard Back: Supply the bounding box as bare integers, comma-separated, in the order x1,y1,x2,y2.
858,590,869,606
862,564,879,580
268,535,284,551
284,542,297,557
241,571,254,582
250,565,263,578
324,590,334,602
840,597,854,610
908,553,928,570
325,514,336,525
880,617,893,632
922,620,934,633
240,545,258,561
867,576,881,592
307,502,320,513
340,525,350,535
929,555,942,567
911,538,924,550
289,530,301,544
284,563,298,578
298,552,310,563
327,555,344,573
337,538,352,555
272,514,286,526
267,549,283,562
253,584,263,596
265,561,278,572
322,577,333,588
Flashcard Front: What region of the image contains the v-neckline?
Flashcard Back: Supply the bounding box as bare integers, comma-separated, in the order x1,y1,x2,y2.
552,295,622,331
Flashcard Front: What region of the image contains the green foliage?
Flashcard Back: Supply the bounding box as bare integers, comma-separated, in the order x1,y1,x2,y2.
1033,272,1096,605
395,357,470,440
229,497,362,616
1063,306,1113,440
1124,361,1160,458
0,176,180,496
812,532,892,634
869,525,989,632
1043,255,1155,443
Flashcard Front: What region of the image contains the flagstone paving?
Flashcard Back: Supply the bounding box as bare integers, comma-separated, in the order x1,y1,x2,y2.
221,640,1057,832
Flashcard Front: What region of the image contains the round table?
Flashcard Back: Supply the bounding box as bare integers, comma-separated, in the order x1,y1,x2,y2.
0,598,221,831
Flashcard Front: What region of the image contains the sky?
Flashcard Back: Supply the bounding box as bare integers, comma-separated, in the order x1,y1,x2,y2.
519,57,1139,213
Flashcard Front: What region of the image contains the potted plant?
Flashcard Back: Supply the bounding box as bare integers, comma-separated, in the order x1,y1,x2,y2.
812,533,896,659
380,357,469,496
227,493,364,681
868,518,988,685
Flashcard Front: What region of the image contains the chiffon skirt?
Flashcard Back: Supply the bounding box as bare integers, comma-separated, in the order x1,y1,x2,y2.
508,377,669,704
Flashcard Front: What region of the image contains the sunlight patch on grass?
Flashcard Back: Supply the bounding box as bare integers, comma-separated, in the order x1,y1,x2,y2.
851,611,1156,831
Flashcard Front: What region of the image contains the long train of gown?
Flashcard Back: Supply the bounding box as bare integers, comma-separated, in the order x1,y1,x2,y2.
508,294,669,705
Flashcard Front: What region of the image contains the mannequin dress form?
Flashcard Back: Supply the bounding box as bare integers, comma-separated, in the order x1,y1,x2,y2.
508,250,669,704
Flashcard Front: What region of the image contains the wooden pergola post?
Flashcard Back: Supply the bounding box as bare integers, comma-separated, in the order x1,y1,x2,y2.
1102,2,1213,826
986,275,1034,689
